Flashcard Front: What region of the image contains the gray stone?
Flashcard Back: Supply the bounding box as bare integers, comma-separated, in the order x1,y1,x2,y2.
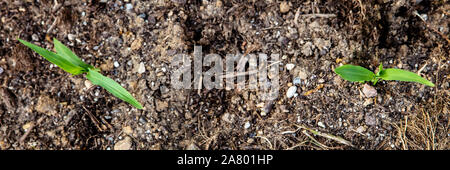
363,84,377,98
293,77,301,85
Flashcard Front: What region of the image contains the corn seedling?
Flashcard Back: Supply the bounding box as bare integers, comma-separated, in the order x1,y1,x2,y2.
334,63,435,87
18,38,143,109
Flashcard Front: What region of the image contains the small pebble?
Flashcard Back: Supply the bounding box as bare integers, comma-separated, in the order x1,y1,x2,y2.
293,77,301,85
244,121,251,129
32,34,39,41
0,67,3,74
280,1,290,13
114,136,132,150
363,84,377,98
138,13,146,19
356,126,366,133
139,117,147,124
114,61,120,68
420,14,428,21
286,86,297,98
285,63,295,71
137,62,146,74
68,34,75,41
93,46,99,50
125,3,133,10
318,122,326,128
318,78,325,83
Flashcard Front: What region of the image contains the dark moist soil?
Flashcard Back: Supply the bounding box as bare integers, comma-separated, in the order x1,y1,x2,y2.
0,0,448,150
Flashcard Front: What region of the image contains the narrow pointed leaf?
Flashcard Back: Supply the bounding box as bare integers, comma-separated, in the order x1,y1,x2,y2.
18,39,85,75
86,68,143,109
334,64,375,82
53,38,94,69
379,68,435,87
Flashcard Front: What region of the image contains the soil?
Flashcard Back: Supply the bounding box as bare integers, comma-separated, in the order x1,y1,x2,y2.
0,0,448,150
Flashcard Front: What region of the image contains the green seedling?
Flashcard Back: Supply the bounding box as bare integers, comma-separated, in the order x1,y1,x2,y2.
18,38,143,109
334,63,435,87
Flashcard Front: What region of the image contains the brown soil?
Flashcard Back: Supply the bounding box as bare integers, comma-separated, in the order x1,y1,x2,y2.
0,0,448,150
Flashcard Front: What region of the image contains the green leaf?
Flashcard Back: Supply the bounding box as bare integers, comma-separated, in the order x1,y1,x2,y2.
18,39,85,75
376,63,383,76
53,38,94,69
378,68,435,87
334,64,375,82
86,68,143,109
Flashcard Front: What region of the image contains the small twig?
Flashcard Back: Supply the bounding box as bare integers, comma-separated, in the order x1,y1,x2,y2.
295,124,355,148
254,136,273,149
99,115,114,131
417,62,428,75
46,17,59,34
52,0,62,12
294,8,300,27
285,141,307,150
19,116,46,144
82,106,105,132
299,14,337,18
261,26,282,31
302,130,329,149
403,116,409,150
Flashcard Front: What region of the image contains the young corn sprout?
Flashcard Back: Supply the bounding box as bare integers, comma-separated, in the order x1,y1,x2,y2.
18,38,143,109
334,63,435,87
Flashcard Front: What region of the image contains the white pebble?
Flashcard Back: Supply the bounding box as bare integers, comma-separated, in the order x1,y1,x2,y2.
68,34,75,41
318,122,326,128
0,67,3,74
138,62,146,74
114,61,120,68
286,86,297,98
286,63,295,71
244,121,251,129
125,3,133,10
